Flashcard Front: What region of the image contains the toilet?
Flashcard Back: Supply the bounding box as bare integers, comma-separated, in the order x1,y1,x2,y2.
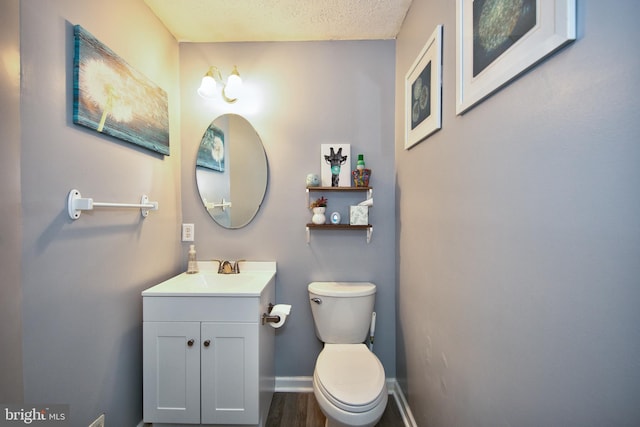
308,282,387,427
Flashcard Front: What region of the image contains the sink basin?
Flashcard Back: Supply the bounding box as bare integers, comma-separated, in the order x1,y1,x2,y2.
142,261,276,297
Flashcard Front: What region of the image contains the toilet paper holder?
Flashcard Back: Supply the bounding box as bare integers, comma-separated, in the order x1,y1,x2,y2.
261,313,281,325
261,303,281,325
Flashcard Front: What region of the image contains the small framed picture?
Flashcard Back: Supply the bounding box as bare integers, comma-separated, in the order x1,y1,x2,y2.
321,144,351,187
405,25,443,150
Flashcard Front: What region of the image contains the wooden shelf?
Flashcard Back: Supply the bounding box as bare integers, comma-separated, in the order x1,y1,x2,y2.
306,186,371,192
306,224,371,230
306,224,373,243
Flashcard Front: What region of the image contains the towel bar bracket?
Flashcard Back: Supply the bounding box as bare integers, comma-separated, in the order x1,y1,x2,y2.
67,189,159,220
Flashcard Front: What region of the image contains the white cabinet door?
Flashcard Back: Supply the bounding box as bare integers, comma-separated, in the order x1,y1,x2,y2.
201,322,259,425
143,321,201,424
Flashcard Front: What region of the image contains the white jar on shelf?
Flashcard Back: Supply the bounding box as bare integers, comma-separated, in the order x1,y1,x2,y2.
311,207,326,224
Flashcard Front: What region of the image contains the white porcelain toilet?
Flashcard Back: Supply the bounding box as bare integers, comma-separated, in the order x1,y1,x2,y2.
308,282,387,427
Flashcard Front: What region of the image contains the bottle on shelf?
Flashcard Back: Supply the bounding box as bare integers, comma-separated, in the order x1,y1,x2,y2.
352,154,370,187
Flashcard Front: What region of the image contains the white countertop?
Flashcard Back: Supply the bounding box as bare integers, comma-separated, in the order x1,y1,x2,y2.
142,261,276,297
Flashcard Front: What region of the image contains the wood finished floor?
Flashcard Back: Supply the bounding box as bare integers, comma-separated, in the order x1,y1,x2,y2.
265,392,404,427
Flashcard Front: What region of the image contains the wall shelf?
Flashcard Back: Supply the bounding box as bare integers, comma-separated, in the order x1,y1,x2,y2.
307,186,371,191
306,224,373,244
306,186,373,243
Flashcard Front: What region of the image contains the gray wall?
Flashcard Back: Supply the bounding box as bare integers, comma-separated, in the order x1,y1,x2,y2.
179,41,397,377
0,0,24,403
395,0,640,426
17,0,182,425
8,4,396,424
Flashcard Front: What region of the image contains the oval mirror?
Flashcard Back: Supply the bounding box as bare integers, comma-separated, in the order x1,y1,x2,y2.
196,114,268,228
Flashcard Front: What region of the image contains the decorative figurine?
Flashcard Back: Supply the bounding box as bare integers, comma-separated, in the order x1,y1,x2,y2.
310,197,328,225
306,173,320,187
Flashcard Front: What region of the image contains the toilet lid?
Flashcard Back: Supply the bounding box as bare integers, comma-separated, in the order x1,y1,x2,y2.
315,344,386,412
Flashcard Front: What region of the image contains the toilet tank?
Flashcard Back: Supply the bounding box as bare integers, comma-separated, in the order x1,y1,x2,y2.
308,282,376,344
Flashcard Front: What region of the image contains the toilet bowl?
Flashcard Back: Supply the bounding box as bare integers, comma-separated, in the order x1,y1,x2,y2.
308,282,387,427
313,344,387,427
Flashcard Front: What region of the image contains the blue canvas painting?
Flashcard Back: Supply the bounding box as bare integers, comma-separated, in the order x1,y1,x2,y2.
197,124,225,172
73,25,170,156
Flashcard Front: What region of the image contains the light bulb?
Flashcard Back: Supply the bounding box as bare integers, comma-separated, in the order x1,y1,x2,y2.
197,75,216,99
224,66,243,101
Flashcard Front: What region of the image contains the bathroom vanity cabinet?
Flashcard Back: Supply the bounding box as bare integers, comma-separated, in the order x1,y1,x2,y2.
306,186,373,243
142,262,276,426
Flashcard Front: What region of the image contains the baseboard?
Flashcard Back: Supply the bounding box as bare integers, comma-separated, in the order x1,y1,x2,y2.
275,375,314,392
387,379,418,427
138,378,415,427
275,376,417,427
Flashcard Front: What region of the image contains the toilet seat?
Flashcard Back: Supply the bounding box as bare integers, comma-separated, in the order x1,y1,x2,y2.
314,344,386,413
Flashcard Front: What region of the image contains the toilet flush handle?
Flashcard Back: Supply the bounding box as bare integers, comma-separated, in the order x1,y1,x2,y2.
310,297,322,304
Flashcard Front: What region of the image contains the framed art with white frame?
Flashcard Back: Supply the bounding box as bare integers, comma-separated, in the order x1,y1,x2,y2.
455,0,576,115
405,25,443,150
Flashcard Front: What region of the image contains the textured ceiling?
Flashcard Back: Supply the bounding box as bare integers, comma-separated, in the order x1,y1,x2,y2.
144,0,413,42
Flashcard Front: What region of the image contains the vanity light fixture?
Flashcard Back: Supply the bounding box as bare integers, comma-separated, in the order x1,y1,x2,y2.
197,65,243,103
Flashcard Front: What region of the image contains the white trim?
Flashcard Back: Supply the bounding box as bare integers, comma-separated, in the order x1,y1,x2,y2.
274,376,417,427
139,378,417,427
275,376,314,392
388,379,418,427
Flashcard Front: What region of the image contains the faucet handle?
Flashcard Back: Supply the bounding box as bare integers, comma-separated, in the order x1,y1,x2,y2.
211,259,224,273
233,260,246,274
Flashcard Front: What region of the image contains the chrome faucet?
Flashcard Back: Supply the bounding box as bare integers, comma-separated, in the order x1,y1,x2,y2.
212,259,245,274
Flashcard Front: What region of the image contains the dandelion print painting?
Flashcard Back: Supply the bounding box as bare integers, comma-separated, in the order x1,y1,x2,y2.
197,124,225,172
73,25,170,156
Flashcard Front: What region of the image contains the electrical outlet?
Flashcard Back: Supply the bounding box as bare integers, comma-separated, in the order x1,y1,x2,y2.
88,413,104,427
182,223,195,241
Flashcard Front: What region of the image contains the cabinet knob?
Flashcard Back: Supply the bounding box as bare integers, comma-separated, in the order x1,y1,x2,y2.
204,340,211,347
187,339,195,347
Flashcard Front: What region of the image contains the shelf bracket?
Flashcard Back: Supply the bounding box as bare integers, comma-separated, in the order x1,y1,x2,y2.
367,226,373,244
